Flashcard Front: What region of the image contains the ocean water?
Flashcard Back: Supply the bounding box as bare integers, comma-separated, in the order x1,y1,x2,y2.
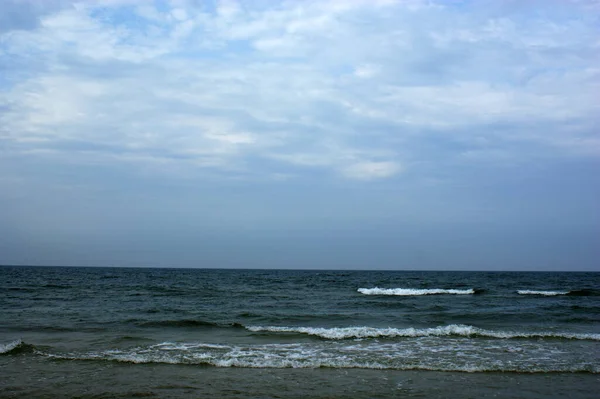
1,266,599,398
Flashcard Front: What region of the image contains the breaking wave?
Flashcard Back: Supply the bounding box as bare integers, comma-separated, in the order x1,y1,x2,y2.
245,324,600,341
0,339,33,355
517,290,570,296
38,341,599,373
517,289,600,297
358,288,477,296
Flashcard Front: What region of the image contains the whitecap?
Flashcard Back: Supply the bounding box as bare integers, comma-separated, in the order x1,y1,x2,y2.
517,290,570,296
357,287,475,296
245,324,600,341
0,339,23,354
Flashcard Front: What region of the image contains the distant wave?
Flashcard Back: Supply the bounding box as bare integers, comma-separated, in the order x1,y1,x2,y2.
567,289,600,297
358,288,477,296
136,319,220,328
517,290,570,296
133,319,244,329
246,324,600,341
41,284,73,289
517,289,600,297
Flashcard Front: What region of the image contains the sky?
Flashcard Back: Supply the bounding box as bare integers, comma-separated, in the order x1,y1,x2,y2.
0,0,598,270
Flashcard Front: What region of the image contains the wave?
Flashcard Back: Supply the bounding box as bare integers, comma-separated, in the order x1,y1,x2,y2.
134,319,244,329
0,340,34,355
38,341,599,373
517,290,570,296
4,325,78,333
567,289,600,297
3,287,35,292
245,324,600,341
358,288,477,296
136,319,220,328
43,354,598,373
517,289,600,297
41,284,73,289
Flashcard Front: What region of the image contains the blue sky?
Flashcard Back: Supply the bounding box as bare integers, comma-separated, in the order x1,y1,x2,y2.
0,0,598,270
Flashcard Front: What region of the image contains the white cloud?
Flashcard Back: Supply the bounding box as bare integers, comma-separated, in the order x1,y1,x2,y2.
0,0,598,183
171,8,188,21
354,64,380,78
341,161,403,180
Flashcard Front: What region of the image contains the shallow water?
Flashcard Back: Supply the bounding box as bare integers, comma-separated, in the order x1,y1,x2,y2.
2,358,599,399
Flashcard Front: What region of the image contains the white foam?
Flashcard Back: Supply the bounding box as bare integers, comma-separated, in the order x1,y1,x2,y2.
150,342,232,350
0,339,22,354
517,290,570,296
39,341,600,373
358,287,475,296
246,324,600,341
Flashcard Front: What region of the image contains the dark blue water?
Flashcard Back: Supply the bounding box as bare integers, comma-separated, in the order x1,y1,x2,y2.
1,267,599,398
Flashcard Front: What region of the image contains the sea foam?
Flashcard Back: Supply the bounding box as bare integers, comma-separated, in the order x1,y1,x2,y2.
0,339,24,355
358,288,475,296
517,290,570,296
38,341,600,373
245,324,600,341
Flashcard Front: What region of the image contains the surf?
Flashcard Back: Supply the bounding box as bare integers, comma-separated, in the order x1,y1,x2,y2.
358,288,477,296
245,324,600,341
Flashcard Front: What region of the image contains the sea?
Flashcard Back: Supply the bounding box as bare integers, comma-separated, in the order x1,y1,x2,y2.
0,266,598,398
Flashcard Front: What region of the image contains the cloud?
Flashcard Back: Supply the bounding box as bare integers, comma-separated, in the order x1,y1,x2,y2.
354,64,380,79
341,161,403,180
0,0,598,184
0,0,74,33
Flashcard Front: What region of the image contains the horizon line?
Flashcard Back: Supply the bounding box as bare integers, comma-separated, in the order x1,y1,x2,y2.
0,264,597,272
